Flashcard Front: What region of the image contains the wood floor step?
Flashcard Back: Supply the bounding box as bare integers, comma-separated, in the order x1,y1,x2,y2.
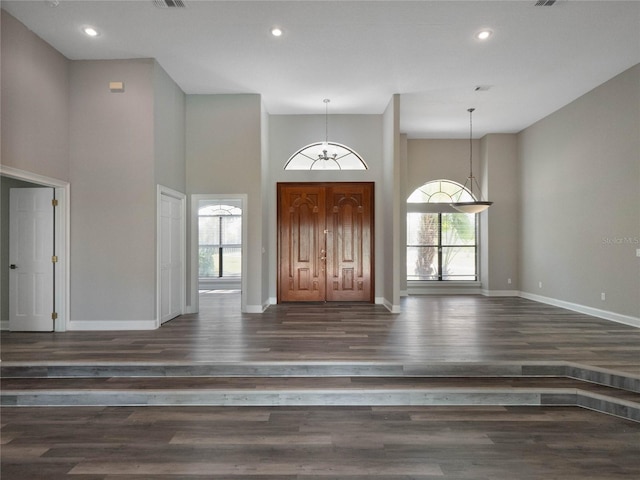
3,360,639,393
2,376,639,422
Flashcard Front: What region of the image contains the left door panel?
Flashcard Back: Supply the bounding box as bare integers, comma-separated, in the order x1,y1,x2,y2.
9,188,55,331
278,185,327,302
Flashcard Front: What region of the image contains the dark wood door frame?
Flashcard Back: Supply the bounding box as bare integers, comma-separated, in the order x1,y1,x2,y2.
277,182,374,303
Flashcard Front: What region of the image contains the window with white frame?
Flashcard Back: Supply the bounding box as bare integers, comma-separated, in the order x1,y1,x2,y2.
198,204,242,278
407,180,477,281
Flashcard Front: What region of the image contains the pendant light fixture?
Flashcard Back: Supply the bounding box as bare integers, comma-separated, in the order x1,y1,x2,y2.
450,108,493,214
318,98,337,163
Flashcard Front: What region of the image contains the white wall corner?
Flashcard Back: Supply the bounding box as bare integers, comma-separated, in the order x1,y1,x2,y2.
245,303,269,314
379,297,401,313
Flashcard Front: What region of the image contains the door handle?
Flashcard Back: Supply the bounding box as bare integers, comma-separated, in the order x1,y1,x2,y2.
9,264,17,269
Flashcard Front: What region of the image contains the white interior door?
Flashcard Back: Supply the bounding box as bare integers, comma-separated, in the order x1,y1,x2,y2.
9,188,55,331
160,192,183,324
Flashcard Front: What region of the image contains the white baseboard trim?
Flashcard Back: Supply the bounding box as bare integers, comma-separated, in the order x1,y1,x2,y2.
269,297,277,305
400,290,408,297
408,287,482,295
482,289,521,297
68,320,157,331
0,320,9,331
245,303,269,314
520,292,640,328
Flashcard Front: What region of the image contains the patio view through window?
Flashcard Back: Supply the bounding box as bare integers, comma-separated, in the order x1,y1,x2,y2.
407,180,477,281
198,203,242,279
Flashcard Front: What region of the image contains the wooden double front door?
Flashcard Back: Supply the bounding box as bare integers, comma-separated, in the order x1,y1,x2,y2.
278,183,374,303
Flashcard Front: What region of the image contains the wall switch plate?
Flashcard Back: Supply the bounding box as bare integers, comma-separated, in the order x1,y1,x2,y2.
601,292,606,301
637,248,640,257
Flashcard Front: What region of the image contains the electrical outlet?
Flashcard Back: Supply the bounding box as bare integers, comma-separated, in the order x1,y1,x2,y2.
601,292,606,301
507,278,512,285
538,281,543,289
637,248,640,257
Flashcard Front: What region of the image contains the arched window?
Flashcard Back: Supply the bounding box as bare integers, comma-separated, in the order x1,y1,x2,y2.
284,142,368,170
408,179,475,204
407,180,477,281
198,203,242,279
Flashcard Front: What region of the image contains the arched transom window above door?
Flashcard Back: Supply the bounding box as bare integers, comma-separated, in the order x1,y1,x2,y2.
284,142,368,170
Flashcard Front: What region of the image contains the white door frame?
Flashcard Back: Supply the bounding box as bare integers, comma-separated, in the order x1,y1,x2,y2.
156,185,186,329
190,194,248,314
1,165,69,332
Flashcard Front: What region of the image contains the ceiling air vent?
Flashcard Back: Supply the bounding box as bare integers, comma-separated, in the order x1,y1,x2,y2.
535,0,556,5
153,0,186,8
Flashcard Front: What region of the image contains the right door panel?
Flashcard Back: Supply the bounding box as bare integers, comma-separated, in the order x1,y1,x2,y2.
325,184,373,302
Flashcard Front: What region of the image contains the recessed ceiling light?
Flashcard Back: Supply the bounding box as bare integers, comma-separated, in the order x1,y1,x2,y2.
271,27,283,37
475,29,493,41
83,26,99,37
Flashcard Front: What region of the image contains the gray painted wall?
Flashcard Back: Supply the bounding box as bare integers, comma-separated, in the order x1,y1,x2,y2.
1,10,69,181
154,62,186,192
382,95,401,309
518,64,640,319
185,94,264,310
480,134,519,292
267,113,384,301
69,59,157,322
260,102,270,303
407,139,480,196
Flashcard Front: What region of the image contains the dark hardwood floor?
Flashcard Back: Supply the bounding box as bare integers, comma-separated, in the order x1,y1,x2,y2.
2,405,639,479
2,293,639,374
2,293,640,479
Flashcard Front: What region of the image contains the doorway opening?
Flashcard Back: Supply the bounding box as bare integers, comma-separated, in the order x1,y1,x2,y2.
191,194,247,313
1,167,69,332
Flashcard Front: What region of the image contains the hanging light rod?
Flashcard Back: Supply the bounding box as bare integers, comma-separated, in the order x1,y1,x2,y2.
450,108,493,214
318,98,337,162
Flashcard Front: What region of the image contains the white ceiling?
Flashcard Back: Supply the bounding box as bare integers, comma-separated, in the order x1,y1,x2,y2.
3,0,639,138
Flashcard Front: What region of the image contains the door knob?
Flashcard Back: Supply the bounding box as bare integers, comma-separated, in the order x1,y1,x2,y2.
9,264,17,269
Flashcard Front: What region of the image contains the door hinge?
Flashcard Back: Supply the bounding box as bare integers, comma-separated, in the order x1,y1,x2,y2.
52,312,58,320
52,199,59,207
52,255,58,263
